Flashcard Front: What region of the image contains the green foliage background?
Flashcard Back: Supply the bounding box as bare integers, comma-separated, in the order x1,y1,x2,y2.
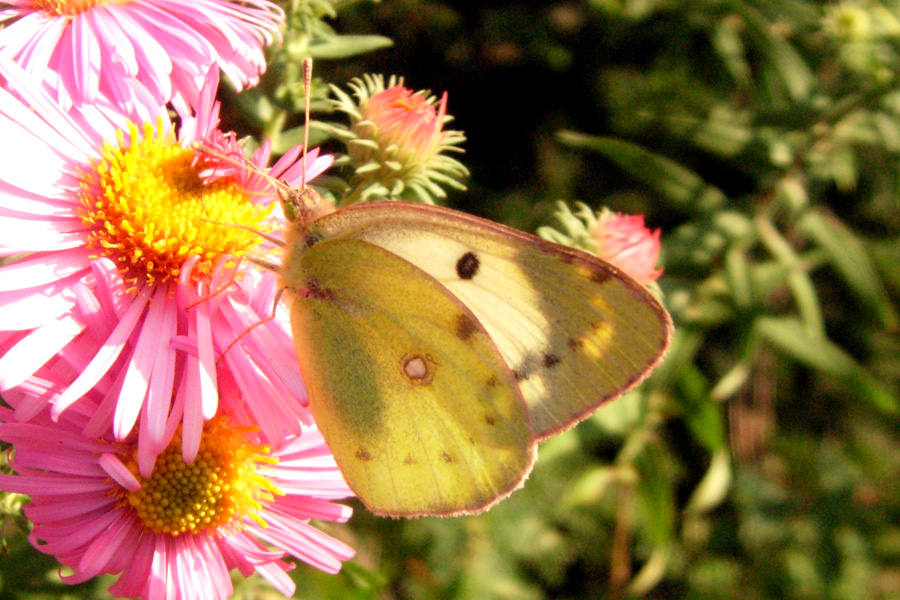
2,0,900,599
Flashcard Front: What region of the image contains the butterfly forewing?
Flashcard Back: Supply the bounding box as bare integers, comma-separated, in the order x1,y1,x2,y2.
284,236,536,517
304,202,673,441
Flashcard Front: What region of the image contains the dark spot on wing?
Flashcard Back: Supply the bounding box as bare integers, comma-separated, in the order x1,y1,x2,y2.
590,266,613,284
441,451,454,463
356,449,372,461
455,313,478,342
304,233,321,248
403,454,417,465
486,375,501,388
513,369,528,381
302,278,333,300
543,353,561,368
456,252,480,280
567,337,583,351
485,414,496,426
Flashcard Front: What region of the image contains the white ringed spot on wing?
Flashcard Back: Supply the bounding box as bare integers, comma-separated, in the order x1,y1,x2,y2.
401,353,436,385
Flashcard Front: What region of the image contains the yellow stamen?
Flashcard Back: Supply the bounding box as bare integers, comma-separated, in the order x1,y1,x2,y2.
78,120,274,290
31,0,115,17
124,416,282,536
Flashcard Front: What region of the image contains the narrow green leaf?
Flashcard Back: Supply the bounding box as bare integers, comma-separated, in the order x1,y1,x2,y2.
686,450,733,515
629,546,672,596
677,363,727,453
735,2,815,101
635,442,677,546
799,209,900,330
270,125,333,154
756,316,898,413
557,132,728,212
725,246,753,309
309,35,394,59
713,17,751,87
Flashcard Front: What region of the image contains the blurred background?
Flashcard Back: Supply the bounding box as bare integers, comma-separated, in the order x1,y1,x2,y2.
3,0,899,598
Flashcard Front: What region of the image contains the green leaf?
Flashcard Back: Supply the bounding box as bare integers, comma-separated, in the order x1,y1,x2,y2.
799,209,900,330
556,132,729,212
734,1,816,102
634,441,677,547
629,545,672,596
756,316,898,414
686,450,733,515
677,363,728,453
309,35,394,59
270,125,333,154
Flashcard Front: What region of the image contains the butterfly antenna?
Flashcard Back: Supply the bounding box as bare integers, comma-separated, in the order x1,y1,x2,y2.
301,57,313,191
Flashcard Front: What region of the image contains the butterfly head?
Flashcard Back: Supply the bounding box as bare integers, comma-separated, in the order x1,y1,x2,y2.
277,179,334,230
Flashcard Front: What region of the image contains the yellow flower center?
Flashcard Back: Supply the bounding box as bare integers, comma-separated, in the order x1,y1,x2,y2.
125,416,282,536
31,0,114,17
78,121,274,289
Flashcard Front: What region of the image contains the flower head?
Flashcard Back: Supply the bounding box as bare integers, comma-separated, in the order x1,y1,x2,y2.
593,209,663,284
538,202,663,285
363,85,449,165
0,59,332,471
0,0,284,112
327,74,469,204
0,401,354,600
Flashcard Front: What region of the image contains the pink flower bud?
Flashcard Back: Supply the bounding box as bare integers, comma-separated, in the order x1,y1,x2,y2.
593,212,663,284
361,85,449,165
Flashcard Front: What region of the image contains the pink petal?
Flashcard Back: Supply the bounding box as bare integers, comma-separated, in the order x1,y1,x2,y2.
0,248,91,292
254,561,296,596
145,288,178,448
0,473,110,496
98,453,140,491
114,284,170,440
25,492,114,521
0,283,77,331
71,12,101,103
52,286,150,419
77,511,136,577
0,314,84,391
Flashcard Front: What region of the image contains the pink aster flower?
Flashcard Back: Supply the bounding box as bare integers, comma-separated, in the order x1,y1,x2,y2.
592,209,663,284
0,0,283,112
0,399,355,600
0,59,333,473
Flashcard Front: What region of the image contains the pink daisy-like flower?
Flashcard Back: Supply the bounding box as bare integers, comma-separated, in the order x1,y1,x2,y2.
0,398,355,599
592,209,663,284
0,0,283,112
0,58,332,473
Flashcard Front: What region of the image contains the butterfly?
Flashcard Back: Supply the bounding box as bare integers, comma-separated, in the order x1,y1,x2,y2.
277,190,673,518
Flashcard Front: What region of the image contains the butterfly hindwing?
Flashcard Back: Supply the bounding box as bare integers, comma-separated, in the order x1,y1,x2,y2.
284,236,536,517
303,202,673,440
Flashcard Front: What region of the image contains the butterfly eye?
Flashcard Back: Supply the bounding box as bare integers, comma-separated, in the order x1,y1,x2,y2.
304,233,322,248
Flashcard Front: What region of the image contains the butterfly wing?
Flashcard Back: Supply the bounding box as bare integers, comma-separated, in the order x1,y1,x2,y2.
283,236,536,517
302,202,673,441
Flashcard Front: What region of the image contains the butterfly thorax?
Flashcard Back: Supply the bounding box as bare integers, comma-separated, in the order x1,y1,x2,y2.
278,186,334,296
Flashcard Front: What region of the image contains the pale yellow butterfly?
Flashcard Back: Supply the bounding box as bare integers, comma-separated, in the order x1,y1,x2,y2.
279,196,672,517
215,60,672,517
